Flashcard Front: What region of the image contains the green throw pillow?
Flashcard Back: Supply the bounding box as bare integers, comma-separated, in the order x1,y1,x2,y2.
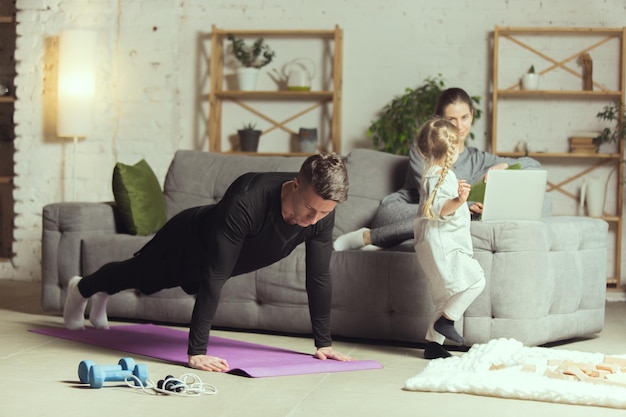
112,159,167,236
467,163,521,203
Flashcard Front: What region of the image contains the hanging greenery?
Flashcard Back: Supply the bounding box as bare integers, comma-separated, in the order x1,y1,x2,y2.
367,75,481,155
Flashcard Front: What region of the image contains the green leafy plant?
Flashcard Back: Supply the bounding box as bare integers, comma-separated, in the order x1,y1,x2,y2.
595,101,626,144
367,75,482,155
528,65,536,74
226,34,275,69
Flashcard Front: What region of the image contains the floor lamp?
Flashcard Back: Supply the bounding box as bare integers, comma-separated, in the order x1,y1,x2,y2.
57,30,96,201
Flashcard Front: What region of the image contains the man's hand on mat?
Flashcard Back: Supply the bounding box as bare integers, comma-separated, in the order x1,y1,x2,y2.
188,354,230,372
314,346,354,362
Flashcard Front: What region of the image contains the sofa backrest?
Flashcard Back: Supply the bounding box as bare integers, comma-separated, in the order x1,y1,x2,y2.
163,149,409,236
163,150,306,218
333,149,408,236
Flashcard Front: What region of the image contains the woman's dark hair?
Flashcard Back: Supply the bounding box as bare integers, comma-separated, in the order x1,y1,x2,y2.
434,87,474,117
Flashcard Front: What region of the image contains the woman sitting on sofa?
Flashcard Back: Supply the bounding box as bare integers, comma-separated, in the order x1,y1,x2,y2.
334,87,541,251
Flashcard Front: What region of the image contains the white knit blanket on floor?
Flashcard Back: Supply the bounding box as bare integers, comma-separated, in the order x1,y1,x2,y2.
404,338,626,409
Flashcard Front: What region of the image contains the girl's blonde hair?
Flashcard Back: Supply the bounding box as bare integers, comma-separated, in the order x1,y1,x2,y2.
415,118,461,219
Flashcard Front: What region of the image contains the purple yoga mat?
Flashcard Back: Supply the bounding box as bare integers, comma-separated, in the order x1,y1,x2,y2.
31,324,383,378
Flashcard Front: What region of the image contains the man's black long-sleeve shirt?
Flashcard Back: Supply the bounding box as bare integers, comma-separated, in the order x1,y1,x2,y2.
146,172,335,355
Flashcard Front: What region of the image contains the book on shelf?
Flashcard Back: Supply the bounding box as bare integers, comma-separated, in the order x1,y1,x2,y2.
570,130,601,138
569,136,597,145
569,145,599,154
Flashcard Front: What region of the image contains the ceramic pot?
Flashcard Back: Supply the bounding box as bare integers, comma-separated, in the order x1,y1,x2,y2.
298,128,318,153
522,73,540,90
238,129,261,152
580,174,611,217
237,68,260,91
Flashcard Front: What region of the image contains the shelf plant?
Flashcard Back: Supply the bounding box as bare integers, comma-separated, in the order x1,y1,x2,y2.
226,34,276,69
522,65,539,90
595,101,626,144
596,101,626,184
237,122,262,152
368,75,482,155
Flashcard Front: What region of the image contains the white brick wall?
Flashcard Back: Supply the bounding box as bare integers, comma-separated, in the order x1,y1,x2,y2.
1,0,625,283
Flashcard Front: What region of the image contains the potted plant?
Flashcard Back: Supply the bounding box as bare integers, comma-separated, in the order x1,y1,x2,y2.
226,34,276,91
238,122,262,152
367,75,482,155
595,101,626,145
522,65,540,90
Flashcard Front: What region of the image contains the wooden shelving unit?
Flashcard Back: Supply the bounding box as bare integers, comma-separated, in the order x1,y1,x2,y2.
207,25,343,155
492,26,625,288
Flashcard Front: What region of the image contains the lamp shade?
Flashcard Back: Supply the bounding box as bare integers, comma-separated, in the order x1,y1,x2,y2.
57,30,97,138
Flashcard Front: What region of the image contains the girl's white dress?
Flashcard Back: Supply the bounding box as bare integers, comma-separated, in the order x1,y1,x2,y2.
413,165,484,305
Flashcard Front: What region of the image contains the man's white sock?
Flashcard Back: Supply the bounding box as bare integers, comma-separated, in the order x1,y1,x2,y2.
89,293,110,330
63,276,88,330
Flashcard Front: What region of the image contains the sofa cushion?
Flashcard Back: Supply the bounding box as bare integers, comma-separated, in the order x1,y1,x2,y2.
112,159,167,235
333,149,408,237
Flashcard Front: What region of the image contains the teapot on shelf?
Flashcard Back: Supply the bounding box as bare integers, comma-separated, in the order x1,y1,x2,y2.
284,58,316,91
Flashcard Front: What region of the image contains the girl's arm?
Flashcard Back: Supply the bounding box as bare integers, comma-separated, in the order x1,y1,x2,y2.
440,180,471,217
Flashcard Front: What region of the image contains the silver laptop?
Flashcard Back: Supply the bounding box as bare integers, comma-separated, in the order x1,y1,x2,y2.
480,170,548,222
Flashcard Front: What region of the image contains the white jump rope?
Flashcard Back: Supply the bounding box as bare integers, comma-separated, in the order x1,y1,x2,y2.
125,373,218,397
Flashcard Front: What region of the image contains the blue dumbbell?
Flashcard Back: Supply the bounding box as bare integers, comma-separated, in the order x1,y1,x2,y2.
78,357,149,388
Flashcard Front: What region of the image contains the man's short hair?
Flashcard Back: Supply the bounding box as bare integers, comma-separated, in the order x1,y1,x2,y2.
298,153,349,203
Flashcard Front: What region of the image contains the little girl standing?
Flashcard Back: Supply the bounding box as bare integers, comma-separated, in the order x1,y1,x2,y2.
413,118,486,360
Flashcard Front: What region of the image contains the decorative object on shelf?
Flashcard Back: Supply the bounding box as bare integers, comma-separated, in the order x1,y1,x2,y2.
521,65,540,90
237,122,261,152
226,34,275,68
580,169,614,217
595,101,626,186
235,67,260,91
368,75,482,155
578,53,593,91
595,101,626,144
226,34,276,91
514,140,528,154
298,128,318,153
285,58,315,91
513,140,548,153
568,130,601,154
0,84,8,96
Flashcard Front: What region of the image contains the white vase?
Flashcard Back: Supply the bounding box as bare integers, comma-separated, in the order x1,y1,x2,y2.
522,73,540,90
580,172,612,217
236,68,260,91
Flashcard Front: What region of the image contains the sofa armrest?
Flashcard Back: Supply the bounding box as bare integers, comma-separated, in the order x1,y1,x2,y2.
41,202,119,312
464,216,607,345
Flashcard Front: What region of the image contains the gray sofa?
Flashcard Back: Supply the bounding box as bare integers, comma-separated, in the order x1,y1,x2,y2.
41,149,608,347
